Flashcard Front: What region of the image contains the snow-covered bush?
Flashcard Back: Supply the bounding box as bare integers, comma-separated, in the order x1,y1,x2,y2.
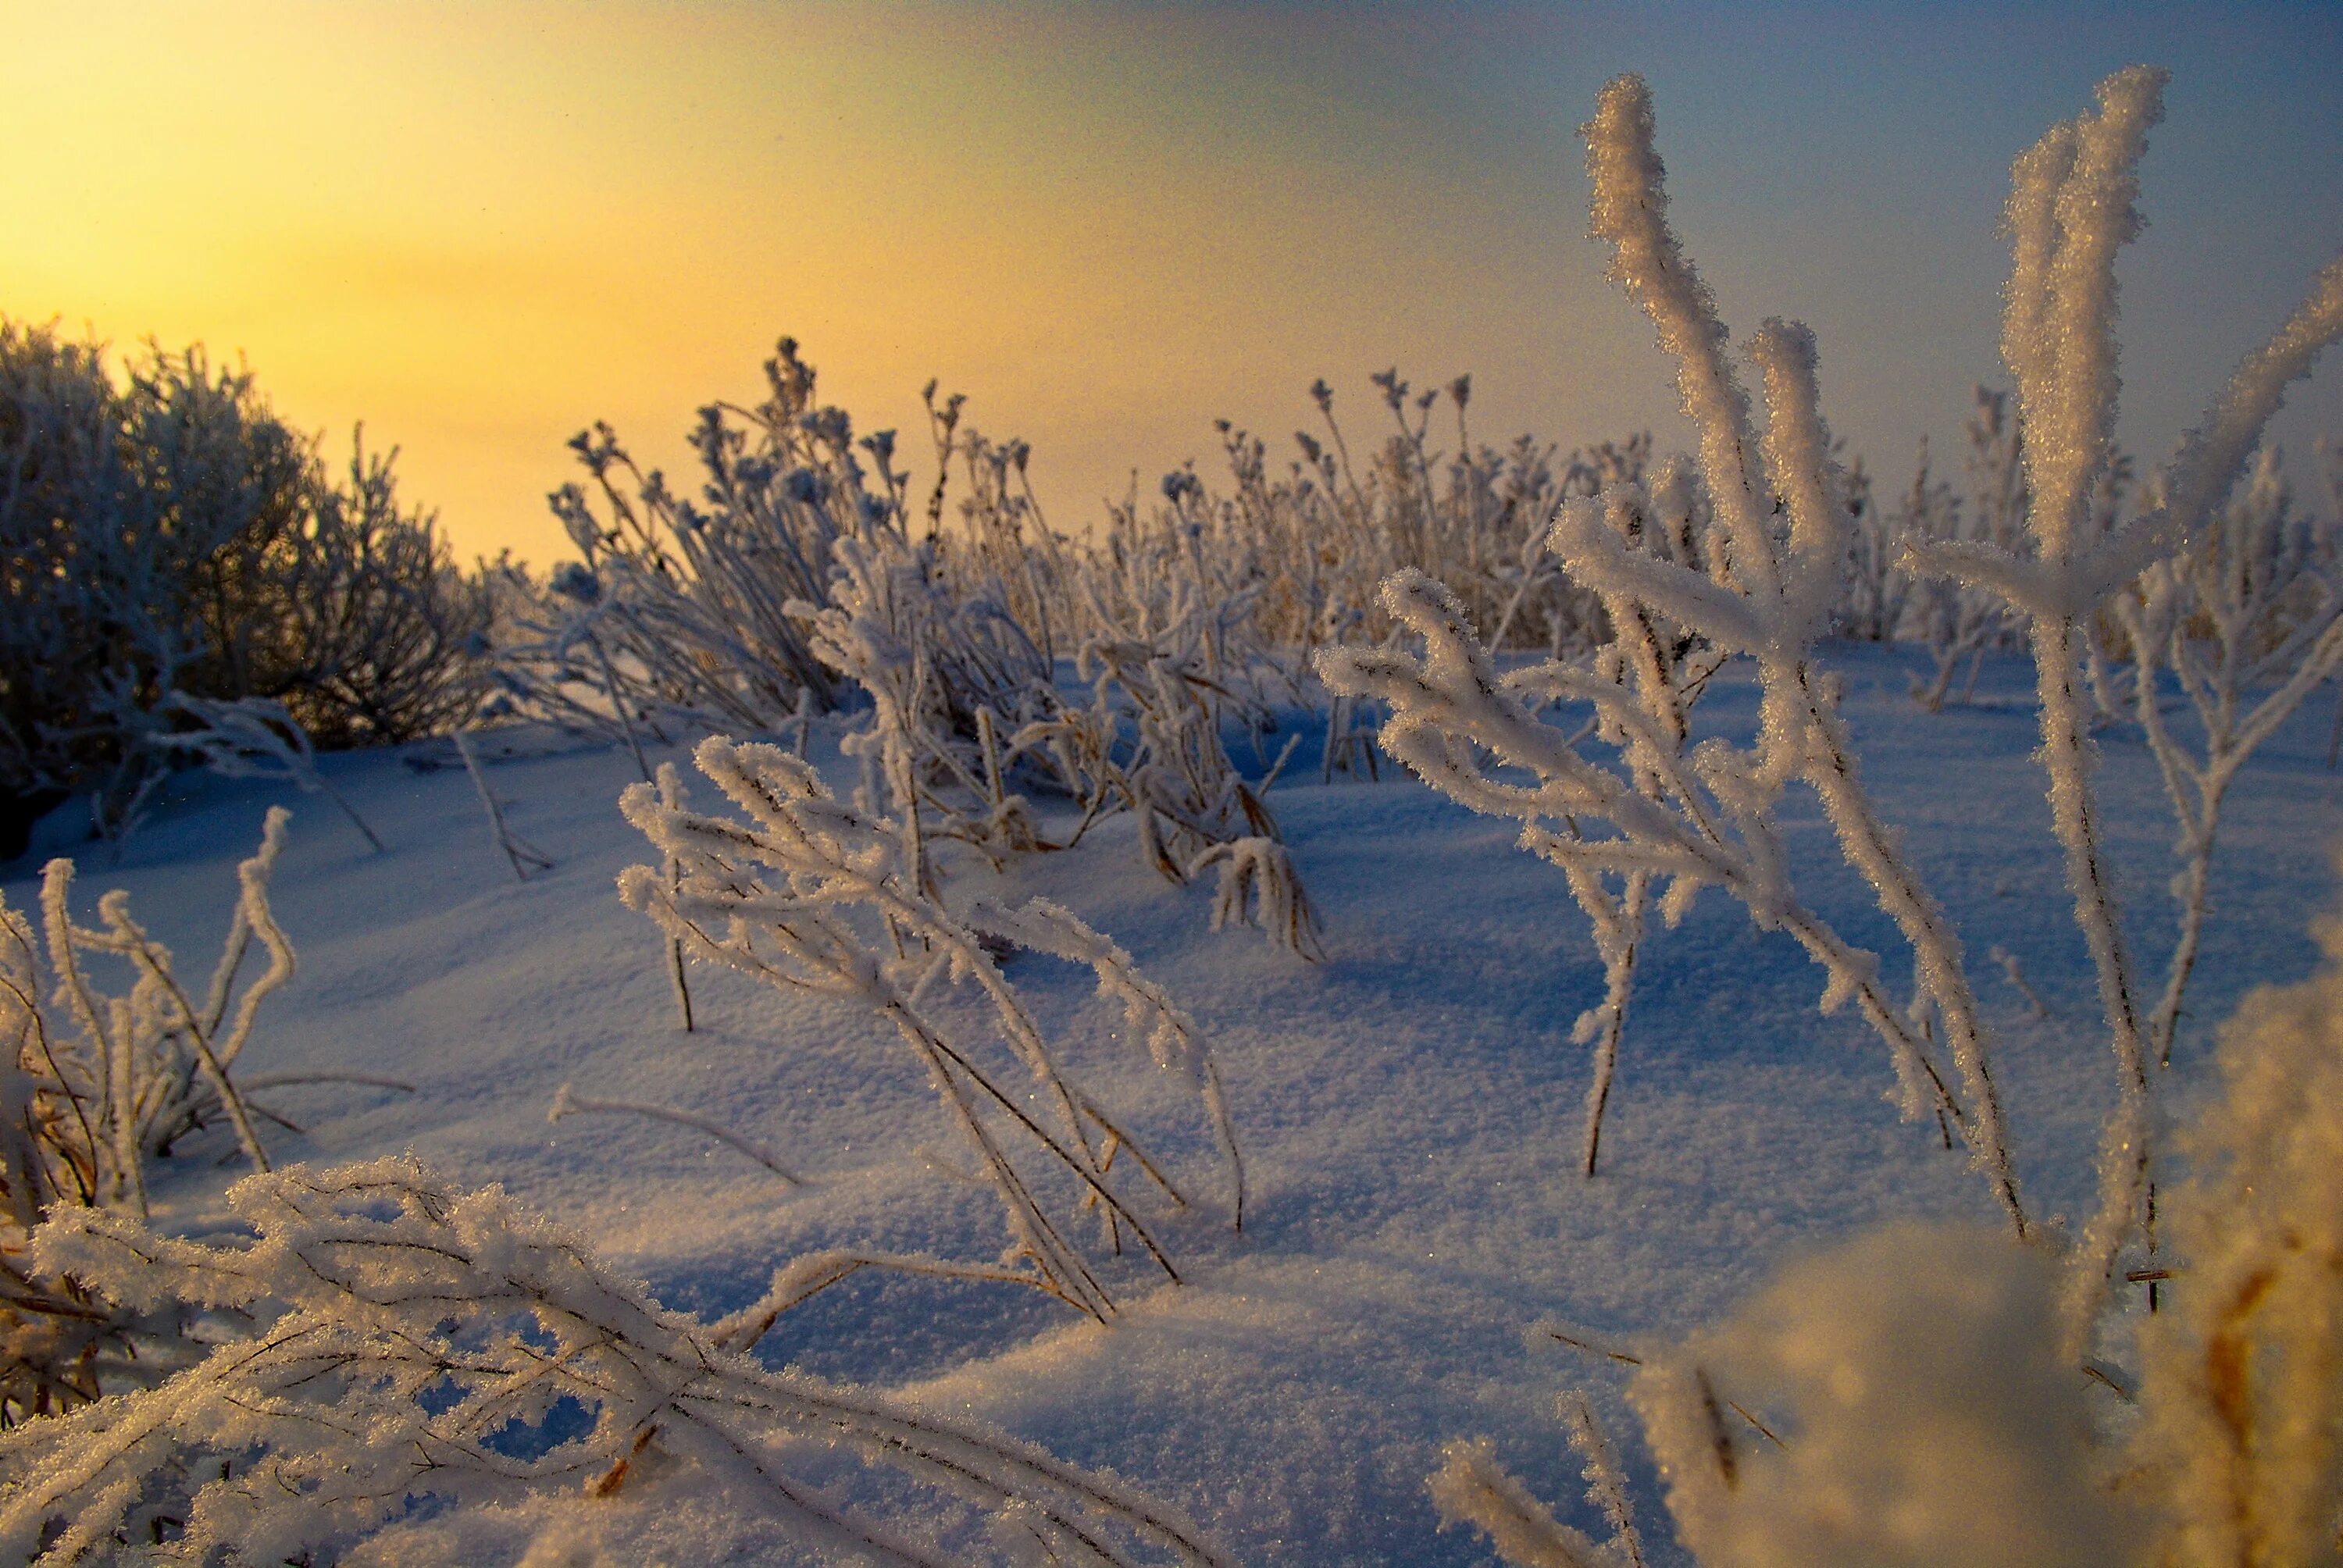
0,321,485,836
2,1156,1227,1568
616,736,1244,1320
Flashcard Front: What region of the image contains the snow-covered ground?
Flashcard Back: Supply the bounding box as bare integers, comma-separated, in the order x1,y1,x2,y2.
8,642,2338,1566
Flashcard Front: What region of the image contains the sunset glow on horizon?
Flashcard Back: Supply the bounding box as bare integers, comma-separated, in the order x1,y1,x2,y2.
8,1,2340,565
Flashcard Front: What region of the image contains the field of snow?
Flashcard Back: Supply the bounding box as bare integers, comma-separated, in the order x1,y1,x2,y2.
7,641,2334,1566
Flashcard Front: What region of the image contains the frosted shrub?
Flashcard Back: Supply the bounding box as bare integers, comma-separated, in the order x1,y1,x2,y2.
617,736,1244,1320
1061,615,1296,902
794,529,1054,889
2,1157,1227,1568
0,323,484,834
0,811,294,1423
801,507,1323,953
493,339,891,743
1086,383,1628,684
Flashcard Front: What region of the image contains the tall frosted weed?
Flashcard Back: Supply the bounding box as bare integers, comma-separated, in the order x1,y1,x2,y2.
1427,66,2343,1568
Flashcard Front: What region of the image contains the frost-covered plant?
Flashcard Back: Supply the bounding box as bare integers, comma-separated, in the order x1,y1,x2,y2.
1903,65,2343,1345
150,693,383,852
798,512,1324,954
1095,384,1619,678
1437,885,2343,1568
2,1157,1228,1568
493,340,1036,753
1903,391,2028,709
617,736,1243,1321
1321,77,2027,1221
0,811,294,1423
794,530,1054,890
28,809,294,1212
2129,889,2343,1567
451,728,554,884
1186,836,1321,957
0,323,483,831
2109,447,2343,1066
1064,618,1293,899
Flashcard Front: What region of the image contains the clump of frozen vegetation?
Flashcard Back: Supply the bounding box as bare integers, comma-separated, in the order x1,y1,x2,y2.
0,1157,1228,1568
1321,77,2031,1220
501,342,1329,953
0,324,486,841
0,812,294,1422
616,735,1245,1319
1405,62,2343,1568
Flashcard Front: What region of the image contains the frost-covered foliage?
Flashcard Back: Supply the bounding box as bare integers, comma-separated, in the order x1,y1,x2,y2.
2,1157,1228,1568
1900,390,2031,708
501,341,1325,952
491,338,912,743
790,487,1321,953
0,812,294,1424
148,694,382,853
1321,78,2027,1221
2131,892,2343,1567
0,322,486,831
1102,380,1621,670
1418,59,2343,1568
1898,64,2343,1349
1329,61,2343,1291
2110,447,2343,1065
616,736,1244,1320
1441,891,2343,1568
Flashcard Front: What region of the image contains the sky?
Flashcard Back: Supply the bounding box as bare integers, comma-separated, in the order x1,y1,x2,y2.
4,1,2341,566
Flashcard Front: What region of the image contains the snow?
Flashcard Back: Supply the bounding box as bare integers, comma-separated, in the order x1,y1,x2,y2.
5,641,2337,1566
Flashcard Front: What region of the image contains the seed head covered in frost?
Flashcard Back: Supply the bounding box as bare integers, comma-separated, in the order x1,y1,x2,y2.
2131,900,2343,1566
1626,1224,2132,1568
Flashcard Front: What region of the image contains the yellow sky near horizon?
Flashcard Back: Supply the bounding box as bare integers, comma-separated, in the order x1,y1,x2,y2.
8,2,2340,566
4,2,1610,565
